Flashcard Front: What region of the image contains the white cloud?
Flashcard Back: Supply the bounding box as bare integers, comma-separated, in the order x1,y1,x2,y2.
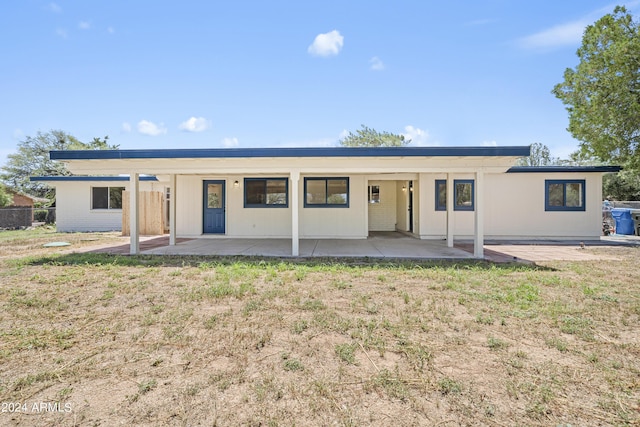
517,20,587,50
47,3,61,13
308,30,344,57
78,21,91,30
369,56,385,71
55,28,68,39
482,140,498,147
179,116,211,132
403,125,431,146
122,122,132,133
222,137,239,148
137,120,167,136
107,26,115,34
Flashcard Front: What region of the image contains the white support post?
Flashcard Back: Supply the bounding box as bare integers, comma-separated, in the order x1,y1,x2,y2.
291,171,300,256
130,172,140,255
169,174,176,246
446,173,454,248
474,170,484,258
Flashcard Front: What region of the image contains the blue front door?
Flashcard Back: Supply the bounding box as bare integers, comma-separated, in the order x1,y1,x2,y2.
203,180,225,234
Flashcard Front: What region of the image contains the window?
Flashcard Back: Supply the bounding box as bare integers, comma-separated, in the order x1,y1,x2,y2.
92,186,124,210
435,180,446,211
368,185,380,204
545,180,585,211
304,178,349,207
435,179,474,211
244,178,288,207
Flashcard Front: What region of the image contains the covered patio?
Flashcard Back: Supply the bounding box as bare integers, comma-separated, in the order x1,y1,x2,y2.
141,232,473,259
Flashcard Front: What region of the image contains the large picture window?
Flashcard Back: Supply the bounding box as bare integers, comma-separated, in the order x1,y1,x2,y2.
304,178,349,207
92,187,124,210
435,179,474,211
244,178,288,207
545,180,585,211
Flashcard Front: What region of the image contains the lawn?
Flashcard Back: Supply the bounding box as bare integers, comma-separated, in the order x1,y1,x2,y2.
0,228,638,426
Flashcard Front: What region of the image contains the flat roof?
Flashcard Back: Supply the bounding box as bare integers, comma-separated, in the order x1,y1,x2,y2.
507,166,621,173
30,176,159,182
50,146,532,160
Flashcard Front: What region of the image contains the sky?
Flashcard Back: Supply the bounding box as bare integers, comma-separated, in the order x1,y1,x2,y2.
1,0,639,167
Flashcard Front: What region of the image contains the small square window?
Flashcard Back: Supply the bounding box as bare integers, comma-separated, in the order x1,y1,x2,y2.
545,180,585,211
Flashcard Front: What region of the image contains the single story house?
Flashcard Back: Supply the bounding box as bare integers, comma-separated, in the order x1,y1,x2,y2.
32,146,621,258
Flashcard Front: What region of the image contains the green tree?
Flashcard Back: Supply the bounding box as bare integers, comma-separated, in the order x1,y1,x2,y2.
339,125,410,147
552,6,640,169
603,170,640,200
516,142,558,166
0,183,12,207
0,130,118,199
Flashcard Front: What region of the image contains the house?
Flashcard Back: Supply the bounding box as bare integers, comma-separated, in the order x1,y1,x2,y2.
33,146,621,257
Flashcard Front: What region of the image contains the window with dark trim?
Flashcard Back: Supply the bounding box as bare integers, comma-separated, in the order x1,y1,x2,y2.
244,178,288,207
304,177,349,207
435,180,446,210
435,179,474,211
92,186,124,209
545,179,585,211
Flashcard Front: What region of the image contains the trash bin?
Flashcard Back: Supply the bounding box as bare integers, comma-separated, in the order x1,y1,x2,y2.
611,208,635,235
631,210,640,236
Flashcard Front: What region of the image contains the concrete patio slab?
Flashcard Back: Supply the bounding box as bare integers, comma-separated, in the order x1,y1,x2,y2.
141,236,474,259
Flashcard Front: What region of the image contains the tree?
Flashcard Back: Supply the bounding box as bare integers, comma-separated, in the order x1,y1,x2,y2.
603,170,640,200
0,183,12,207
552,6,640,169
0,130,118,199
339,125,410,147
516,142,558,166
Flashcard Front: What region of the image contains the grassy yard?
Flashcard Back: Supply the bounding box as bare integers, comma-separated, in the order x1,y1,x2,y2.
0,228,638,426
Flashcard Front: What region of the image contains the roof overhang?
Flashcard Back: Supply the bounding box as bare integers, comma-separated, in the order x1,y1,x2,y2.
507,166,622,173
49,146,532,175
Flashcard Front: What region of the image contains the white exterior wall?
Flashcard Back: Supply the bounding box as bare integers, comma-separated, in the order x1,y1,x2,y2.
175,174,366,239
418,172,603,240
484,173,602,239
368,180,397,231
175,175,292,238
300,175,367,239
418,173,476,239
54,180,163,232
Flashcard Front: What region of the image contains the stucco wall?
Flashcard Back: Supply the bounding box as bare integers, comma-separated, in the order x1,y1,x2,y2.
54,180,163,232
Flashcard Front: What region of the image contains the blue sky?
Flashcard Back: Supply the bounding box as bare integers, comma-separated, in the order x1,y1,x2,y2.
2,1,639,167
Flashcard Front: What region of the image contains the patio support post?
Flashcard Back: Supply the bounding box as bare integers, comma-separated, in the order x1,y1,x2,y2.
291,171,300,256
130,172,140,255
169,174,176,246
474,170,484,258
446,173,454,247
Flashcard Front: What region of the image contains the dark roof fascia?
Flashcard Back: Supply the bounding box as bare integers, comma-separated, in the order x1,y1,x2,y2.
50,146,531,160
30,176,159,182
507,166,622,173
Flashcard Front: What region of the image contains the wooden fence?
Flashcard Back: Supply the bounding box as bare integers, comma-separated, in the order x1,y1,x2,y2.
121,191,164,236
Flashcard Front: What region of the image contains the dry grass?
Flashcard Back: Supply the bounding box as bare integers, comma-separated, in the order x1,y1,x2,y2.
0,228,638,426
